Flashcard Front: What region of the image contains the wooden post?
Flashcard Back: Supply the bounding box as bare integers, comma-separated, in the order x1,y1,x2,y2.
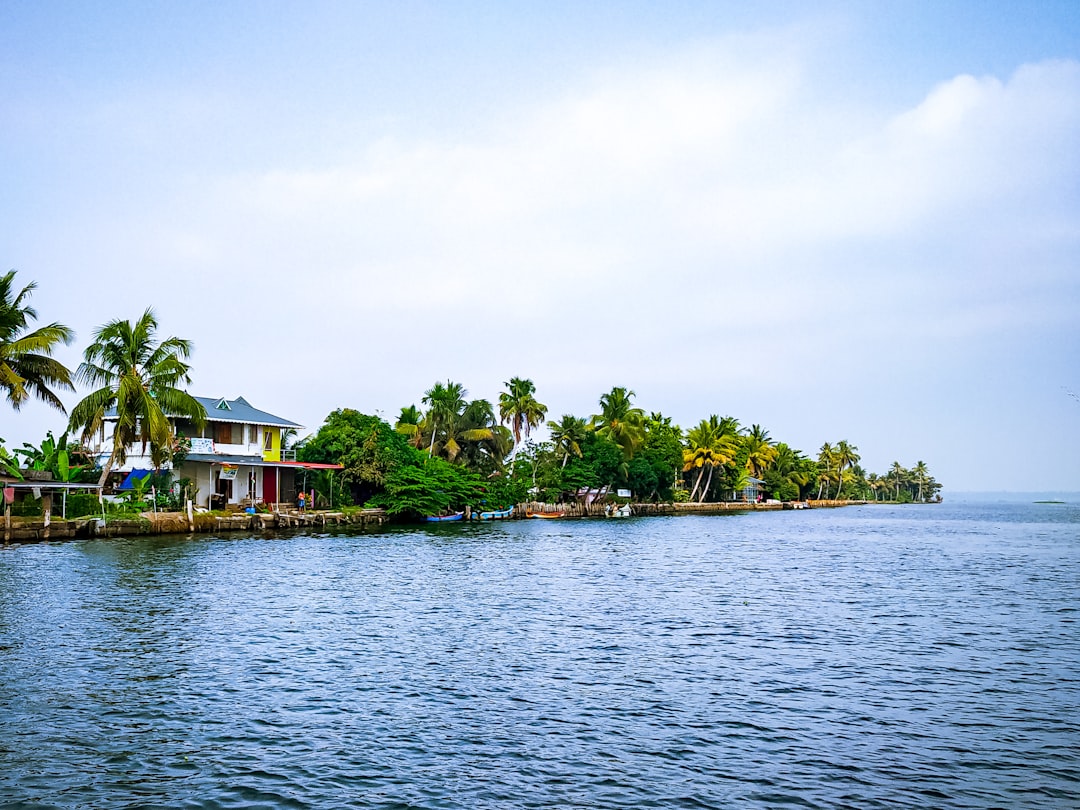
4,501,10,544
42,493,52,540
187,499,194,532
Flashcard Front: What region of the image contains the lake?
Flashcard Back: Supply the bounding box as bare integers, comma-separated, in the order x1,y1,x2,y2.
1,500,1078,808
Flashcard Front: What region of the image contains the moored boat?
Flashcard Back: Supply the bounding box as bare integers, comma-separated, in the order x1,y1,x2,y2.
473,507,513,520
526,511,564,519
425,511,465,522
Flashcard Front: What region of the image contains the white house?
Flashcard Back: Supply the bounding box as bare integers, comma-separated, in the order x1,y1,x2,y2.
92,395,339,509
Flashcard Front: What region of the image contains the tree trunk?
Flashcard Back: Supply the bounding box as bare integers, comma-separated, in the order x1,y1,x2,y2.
698,464,714,503
96,445,120,489
689,466,704,501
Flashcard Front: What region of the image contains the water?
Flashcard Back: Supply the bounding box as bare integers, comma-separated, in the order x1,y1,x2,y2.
1,500,1078,808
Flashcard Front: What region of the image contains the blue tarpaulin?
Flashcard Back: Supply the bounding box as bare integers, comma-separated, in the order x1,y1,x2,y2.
117,469,154,490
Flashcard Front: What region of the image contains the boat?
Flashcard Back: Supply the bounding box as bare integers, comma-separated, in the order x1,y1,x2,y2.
605,504,632,518
425,511,464,522
526,511,564,519
473,507,513,520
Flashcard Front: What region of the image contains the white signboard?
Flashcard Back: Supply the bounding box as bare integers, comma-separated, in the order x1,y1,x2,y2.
190,438,214,454
617,489,631,498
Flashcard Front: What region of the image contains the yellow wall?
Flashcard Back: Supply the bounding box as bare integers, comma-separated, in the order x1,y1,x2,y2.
262,427,281,462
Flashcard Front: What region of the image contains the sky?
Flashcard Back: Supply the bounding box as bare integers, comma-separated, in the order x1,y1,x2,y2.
2,1,1078,492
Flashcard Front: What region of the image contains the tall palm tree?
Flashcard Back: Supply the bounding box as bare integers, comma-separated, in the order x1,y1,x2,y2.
742,424,778,478
421,380,468,458
867,472,881,502
590,386,646,460
683,416,739,502
911,460,930,503
498,377,548,451
816,442,835,499
889,461,907,501
0,270,75,412
548,414,589,467
68,309,206,487
833,440,861,499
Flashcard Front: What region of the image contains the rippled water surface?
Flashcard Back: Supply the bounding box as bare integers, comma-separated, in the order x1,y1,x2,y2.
2,500,1078,808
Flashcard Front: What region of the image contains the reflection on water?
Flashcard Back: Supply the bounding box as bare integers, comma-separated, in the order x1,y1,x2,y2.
1,502,1078,808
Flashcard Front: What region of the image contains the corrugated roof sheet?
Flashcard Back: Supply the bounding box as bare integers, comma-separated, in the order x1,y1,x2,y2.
105,395,302,429
192,396,302,428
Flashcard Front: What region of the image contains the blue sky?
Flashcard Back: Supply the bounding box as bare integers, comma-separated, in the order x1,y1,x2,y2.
2,1,1078,491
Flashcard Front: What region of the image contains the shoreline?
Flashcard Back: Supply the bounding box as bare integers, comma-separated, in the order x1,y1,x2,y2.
0,499,899,545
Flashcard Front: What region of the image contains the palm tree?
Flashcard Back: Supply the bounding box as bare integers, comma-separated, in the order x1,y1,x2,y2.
911,460,930,503
498,377,548,452
421,380,468,458
816,442,835,499
395,405,426,449
590,386,646,460
683,416,739,502
0,270,75,412
548,414,589,467
68,309,206,487
833,440,861,499
743,424,777,479
772,442,814,500
889,461,907,501
867,472,881,502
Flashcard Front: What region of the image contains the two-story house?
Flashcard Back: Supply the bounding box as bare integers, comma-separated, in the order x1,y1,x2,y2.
93,395,339,509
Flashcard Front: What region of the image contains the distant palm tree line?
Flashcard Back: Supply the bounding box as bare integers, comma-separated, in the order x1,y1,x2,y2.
394,379,941,504
2,270,940,503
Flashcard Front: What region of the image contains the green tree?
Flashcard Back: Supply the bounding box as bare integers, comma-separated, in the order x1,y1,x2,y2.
765,442,814,501
0,270,75,412
833,440,861,499
590,386,646,460
911,460,930,503
299,408,420,505
421,380,468,458
636,413,683,500
683,416,739,502
742,424,778,479
498,377,548,452
0,439,23,479
68,309,206,487
547,414,589,467
369,457,484,518
888,461,907,501
394,405,425,449
816,442,836,499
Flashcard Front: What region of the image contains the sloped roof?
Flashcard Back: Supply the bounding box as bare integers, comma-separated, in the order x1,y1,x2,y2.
192,396,302,429
105,395,302,429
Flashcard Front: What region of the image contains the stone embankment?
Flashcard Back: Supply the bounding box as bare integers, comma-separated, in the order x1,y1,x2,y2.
2,508,390,544
518,499,866,518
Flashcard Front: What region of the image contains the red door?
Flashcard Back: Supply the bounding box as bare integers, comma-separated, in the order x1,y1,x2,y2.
262,468,277,505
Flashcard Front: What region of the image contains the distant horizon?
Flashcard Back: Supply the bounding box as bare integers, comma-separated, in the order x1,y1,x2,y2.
936,491,1080,502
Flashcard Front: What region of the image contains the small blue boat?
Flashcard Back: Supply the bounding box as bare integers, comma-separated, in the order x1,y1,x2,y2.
472,507,513,520
425,511,464,522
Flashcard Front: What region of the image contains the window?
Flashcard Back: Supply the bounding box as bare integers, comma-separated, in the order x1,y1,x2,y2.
264,430,274,451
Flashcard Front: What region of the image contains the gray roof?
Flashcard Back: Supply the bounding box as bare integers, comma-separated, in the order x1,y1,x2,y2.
105,395,302,429
192,396,302,429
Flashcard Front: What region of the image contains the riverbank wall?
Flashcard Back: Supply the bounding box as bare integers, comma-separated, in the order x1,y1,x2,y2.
2,508,391,544
518,499,866,518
